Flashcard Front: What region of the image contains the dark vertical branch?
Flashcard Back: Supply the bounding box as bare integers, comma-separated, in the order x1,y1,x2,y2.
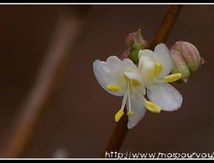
148,5,183,50
104,5,183,157
104,116,128,156
0,13,86,157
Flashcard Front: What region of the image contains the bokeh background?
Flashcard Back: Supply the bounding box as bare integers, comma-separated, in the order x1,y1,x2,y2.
0,5,213,158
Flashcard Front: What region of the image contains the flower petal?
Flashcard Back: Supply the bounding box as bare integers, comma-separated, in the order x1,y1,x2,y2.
147,83,183,111
127,92,146,129
122,58,141,74
138,49,155,59
122,58,137,68
154,43,173,78
123,72,142,84
93,59,125,96
122,58,144,86
123,72,137,80
138,56,155,86
106,56,123,73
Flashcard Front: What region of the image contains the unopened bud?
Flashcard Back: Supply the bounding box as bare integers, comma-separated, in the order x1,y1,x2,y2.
122,48,130,59
170,49,190,80
126,28,148,48
123,29,148,63
170,41,204,81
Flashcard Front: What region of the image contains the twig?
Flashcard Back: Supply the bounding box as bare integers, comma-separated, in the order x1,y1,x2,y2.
0,14,86,157
104,5,183,157
148,5,183,50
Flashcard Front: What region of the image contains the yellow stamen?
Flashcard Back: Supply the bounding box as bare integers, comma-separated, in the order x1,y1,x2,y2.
131,79,140,87
153,63,163,77
127,111,134,117
163,73,182,83
144,99,161,113
115,109,124,122
107,84,121,92
123,75,140,87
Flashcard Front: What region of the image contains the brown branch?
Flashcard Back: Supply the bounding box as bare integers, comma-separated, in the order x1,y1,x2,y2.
0,13,86,157
104,115,128,157
103,5,183,157
148,5,183,50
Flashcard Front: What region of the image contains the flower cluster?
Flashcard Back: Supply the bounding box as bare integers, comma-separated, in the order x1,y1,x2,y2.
93,31,204,129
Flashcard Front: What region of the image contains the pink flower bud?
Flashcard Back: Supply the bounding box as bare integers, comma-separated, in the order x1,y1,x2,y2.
170,49,190,80
121,48,130,59
123,29,148,63
126,28,148,48
170,41,204,81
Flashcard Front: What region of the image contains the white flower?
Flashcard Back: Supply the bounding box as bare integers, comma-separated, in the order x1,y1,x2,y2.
138,43,183,111
93,56,161,129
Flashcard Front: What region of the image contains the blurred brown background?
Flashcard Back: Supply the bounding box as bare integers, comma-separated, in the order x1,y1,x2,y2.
0,5,213,158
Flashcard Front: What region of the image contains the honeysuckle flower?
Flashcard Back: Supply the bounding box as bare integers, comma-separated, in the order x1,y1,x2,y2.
138,43,183,111
170,41,204,82
93,56,161,129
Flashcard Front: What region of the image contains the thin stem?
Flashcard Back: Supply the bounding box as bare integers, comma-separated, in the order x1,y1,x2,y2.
104,115,129,157
148,5,183,50
103,5,183,157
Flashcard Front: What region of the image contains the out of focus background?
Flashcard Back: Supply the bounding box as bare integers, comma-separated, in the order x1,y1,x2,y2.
0,5,213,158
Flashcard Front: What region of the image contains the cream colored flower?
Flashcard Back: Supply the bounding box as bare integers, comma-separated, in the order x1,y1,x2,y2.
93,56,160,129
138,43,183,111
